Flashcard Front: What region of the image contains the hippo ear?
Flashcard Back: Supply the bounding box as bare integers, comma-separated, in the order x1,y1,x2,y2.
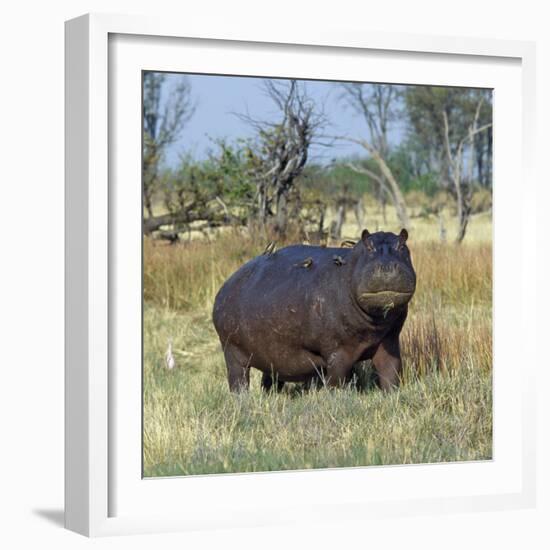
361,229,375,251
398,228,408,244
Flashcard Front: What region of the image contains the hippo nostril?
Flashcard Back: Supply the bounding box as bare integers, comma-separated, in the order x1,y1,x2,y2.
376,262,401,275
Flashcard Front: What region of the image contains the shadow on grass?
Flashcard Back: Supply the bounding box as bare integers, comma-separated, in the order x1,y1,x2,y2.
268,361,379,397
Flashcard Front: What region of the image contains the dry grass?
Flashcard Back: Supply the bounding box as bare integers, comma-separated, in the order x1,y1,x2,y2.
143,206,492,477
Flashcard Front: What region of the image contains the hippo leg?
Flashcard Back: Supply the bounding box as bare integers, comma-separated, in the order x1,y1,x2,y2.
372,333,402,391
325,352,353,388
261,372,285,393
261,371,285,392
223,344,251,392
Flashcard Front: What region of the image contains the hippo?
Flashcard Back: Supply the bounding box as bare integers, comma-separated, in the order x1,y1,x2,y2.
212,229,416,392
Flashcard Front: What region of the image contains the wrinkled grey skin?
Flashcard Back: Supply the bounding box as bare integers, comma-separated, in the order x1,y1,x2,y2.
213,229,416,392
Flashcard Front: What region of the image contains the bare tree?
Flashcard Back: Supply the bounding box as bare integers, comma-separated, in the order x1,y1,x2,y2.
143,73,195,218
404,86,493,191
442,97,492,243
340,84,409,229
237,80,327,236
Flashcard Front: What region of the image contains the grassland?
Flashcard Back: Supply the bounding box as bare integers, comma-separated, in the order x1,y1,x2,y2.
143,207,492,477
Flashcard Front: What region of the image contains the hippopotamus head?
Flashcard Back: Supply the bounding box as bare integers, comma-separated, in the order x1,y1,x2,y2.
351,229,416,316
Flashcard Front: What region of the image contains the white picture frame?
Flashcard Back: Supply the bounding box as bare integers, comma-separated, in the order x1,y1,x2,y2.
65,13,537,537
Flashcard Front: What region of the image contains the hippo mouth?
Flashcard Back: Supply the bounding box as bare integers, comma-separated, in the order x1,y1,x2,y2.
359,290,413,310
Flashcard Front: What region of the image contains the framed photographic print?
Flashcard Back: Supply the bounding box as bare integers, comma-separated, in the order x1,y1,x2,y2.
65,13,537,537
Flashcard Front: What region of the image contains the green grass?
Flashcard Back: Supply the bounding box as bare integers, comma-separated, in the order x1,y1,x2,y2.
143,205,493,477
143,309,491,477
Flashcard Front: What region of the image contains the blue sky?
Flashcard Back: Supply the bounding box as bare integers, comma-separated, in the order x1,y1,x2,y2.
160,73,408,168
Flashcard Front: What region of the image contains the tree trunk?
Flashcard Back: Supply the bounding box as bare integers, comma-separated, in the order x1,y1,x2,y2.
442,106,490,244
258,185,268,226
475,132,484,186
455,186,472,244
485,127,493,187
275,190,289,235
453,168,465,244
456,209,469,243
331,204,346,240
353,199,365,231
143,212,192,235
143,190,154,219
438,209,447,243
317,203,326,236
370,149,409,229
